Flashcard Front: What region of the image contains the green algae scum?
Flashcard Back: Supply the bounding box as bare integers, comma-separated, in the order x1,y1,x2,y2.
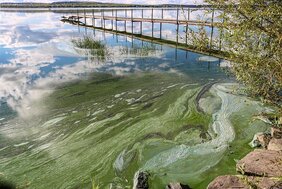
0,9,272,189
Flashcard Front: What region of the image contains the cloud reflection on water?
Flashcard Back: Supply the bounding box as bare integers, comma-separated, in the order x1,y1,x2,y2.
0,9,223,119
0,11,164,118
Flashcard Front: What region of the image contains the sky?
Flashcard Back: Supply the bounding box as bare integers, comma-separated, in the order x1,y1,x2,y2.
1,0,205,5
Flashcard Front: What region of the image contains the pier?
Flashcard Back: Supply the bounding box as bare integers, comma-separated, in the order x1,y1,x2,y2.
61,7,224,57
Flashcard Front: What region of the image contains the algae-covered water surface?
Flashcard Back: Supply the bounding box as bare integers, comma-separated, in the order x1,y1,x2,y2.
0,10,271,189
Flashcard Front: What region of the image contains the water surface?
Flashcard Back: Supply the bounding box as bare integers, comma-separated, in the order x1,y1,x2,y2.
0,10,270,189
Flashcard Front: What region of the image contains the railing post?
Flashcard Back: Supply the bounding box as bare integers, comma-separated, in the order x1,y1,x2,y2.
115,9,118,30
103,9,105,28
100,10,103,28
188,8,190,20
112,9,114,30
151,8,154,38
141,9,143,35
131,9,133,34
125,9,127,32
77,9,79,26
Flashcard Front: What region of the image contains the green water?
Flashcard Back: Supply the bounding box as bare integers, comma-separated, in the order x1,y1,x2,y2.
0,72,270,189
0,10,273,189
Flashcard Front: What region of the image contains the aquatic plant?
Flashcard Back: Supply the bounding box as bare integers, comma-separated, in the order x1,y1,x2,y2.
72,36,108,61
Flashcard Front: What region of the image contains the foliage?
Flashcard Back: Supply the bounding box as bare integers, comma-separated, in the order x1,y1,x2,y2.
186,25,210,50
205,0,282,110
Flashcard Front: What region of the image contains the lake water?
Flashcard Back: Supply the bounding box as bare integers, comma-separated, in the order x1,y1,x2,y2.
0,9,270,189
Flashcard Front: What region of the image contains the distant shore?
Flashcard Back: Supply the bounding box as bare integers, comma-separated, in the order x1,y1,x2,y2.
0,2,210,9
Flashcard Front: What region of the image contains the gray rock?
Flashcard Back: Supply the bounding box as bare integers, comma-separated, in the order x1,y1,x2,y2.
236,149,282,177
133,171,150,189
166,182,191,189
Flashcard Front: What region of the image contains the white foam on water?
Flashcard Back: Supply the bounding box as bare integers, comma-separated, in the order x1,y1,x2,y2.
92,109,105,116
140,83,248,172
167,84,179,89
41,116,66,127
115,92,126,98
14,142,29,147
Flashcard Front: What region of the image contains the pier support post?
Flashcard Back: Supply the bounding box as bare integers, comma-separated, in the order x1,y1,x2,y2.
185,8,190,45
160,8,163,39
103,9,105,28
209,8,215,49
84,9,86,25
140,9,143,35
176,7,179,44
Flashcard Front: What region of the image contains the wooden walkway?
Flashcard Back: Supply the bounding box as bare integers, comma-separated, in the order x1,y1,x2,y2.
61,18,224,59
67,15,217,27
61,7,223,53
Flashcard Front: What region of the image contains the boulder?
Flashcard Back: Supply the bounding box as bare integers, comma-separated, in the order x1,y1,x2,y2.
267,138,282,151
247,176,282,189
207,175,249,189
249,133,271,148
236,149,282,177
133,171,150,189
271,127,282,139
166,182,191,189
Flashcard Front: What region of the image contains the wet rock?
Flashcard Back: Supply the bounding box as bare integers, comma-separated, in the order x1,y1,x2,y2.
267,138,282,151
166,182,191,189
247,176,282,189
249,132,271,148
133,171,150,189
271,127,282,139
207,175,249,189
236,149,282,177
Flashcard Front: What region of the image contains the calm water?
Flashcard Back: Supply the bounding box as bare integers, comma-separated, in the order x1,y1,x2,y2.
0,10,269,189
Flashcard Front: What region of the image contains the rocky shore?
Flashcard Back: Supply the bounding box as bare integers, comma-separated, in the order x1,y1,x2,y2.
208,126,282,189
